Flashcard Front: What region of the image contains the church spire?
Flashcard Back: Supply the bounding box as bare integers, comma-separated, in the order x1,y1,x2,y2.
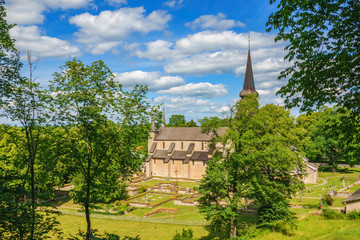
239,35,258,98
161,106,166,127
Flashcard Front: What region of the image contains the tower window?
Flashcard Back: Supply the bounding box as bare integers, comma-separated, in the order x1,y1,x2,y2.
201,142,204,150
181,142,183,149
163,142,165,149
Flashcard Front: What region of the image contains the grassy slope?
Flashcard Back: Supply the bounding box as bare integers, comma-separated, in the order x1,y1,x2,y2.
56,214,208,240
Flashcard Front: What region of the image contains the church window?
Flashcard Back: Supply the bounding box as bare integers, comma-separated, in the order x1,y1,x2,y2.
154,159,156,164
181,142,183,149
172,160,174,165
163,142,165,149
192,160,194,166
201,142,204,150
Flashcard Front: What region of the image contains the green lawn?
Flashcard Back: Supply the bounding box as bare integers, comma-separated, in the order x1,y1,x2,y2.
55,214,209,240
256,215,360,240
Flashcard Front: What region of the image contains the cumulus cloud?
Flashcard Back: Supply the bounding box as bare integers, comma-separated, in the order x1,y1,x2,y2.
5,0,91,24
164,0,184,9
69,7,172,54
114,71,185,91
135,31,278,61
156,82,228,98
9,25,81,58
164,50,245,75
185,13,245,30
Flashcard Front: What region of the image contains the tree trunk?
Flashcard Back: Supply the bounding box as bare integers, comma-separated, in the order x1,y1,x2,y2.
30,157,35,240
85,182,91,240
230,215,237,238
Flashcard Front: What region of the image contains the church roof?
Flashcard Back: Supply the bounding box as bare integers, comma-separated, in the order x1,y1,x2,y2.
343,188,360,204
239,48,258,98
154,127,228,141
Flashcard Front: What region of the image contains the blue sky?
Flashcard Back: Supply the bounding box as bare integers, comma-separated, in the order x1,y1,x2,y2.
5,0,294,122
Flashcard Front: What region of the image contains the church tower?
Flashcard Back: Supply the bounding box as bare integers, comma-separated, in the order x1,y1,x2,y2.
239,36,258,98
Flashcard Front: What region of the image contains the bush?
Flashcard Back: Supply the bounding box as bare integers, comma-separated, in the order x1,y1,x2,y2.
322,208,344,219
138,186,147,193
321,193,334,206
172,229,194,240
347,210,360,220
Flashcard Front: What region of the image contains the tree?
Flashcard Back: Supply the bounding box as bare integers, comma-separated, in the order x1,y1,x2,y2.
168,114,186,127
198,95,305,238
266,0,360,114
49,58,149,240
0,52,62,239
305,107,360,170
185,119,198,127
0,0,22,102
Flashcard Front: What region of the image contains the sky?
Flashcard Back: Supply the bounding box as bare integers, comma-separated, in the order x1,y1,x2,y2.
4,0,295,122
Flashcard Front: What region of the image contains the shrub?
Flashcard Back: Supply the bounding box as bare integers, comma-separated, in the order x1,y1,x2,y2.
172,229,194,240
322,208,344,219
138,185,148,193
321,193,334,206
347,210,360,220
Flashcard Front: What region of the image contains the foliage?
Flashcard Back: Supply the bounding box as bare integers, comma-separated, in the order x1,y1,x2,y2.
304,107,360,167
322,208,345,220
321,193,334,206
49,58,149,239
168,115,186,127
172,229,194,240
198,94,305,238
346,210,360,220
0,0,22,103
267,0,360,114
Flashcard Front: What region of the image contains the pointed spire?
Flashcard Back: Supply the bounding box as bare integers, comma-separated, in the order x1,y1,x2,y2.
239,35,258,98
151,110,158,132
161,105,166,127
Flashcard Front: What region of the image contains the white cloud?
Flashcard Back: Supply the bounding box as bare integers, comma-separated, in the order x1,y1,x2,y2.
135,40,173,61
107,0,127,5
134,31,278,61
69,7,172,54
9,26,81,58
185,13,245,30
164,0,184,9
156,82,228,98
5,0,91,24
164,50,245,75
114,71,185,91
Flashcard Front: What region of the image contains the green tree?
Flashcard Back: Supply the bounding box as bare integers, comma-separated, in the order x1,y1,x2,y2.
198,95,305,238
49,58,149,240
305,107,360,170
0,0,22,102
267,0,360,114
185,119,198,127
0,53,62,239
168,114,186,127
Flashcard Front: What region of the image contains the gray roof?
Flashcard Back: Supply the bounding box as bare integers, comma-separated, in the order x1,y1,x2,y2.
190,151,209,161
187,143,195,154
171,151,187,160
343,188,360,203
167,142,175,154
152,150,168,159
149,142,157,153
154,127,227,141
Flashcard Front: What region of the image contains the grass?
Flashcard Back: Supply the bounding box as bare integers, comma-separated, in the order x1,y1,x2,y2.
256,214,360,240
55,214,209,240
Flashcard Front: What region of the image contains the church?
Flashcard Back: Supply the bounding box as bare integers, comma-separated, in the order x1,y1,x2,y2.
144,42,318,184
